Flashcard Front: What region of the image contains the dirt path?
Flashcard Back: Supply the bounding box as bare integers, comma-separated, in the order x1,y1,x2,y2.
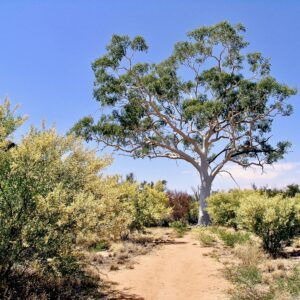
107,233,230,300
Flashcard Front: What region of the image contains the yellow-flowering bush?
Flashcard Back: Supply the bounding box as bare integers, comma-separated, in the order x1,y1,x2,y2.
0,100,171,279
207,189,300,256
0,118,132,277
237,194,300,256
126,181,171,231
207,190,256,228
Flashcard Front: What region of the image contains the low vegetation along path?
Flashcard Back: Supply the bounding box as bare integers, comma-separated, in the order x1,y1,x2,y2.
107,233,230,300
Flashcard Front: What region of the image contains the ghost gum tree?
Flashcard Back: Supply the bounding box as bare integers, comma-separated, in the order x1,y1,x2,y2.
73,22,297,225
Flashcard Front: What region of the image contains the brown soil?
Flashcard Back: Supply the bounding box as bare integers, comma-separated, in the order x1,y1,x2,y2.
107,232,230,300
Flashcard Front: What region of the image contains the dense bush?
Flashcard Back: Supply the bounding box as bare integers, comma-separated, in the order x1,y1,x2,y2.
0,100,175,285
207,190,248,228
0,101,145,281
166,190,199,224
167,191,191,221
0,105,172,286
127,181,171,231
0,125,134,278
208,189,300,256
237,194,300,256
187,199,199,224
0,122,172,280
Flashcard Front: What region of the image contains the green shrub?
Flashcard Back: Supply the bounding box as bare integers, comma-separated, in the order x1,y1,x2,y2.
0,109,134,279
226,264,272,300
170,221,188,237
216,229,250,248
188,199,199,224
0,130,81,277
237,194,300,257
226,242,274,300
0,103,170,281
207,190,253,229
127,181,171,231
208,190,300,256
285,184,300,198
229,265,262,286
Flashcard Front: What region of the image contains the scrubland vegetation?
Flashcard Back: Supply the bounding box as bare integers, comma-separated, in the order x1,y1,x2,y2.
191,188,300,299
1,19,299,298
194,225,300,299
0,101,175,298
0,99,300,300
207,189,300,256
0,100,203,298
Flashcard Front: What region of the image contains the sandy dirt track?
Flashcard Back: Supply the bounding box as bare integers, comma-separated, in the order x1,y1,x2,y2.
107,233,230,300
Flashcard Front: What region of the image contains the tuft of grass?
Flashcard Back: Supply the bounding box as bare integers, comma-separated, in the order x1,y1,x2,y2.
226,265,275,300
276,267,300,297
235,242,265,267
170,221,188,237
208,226,222,235
89,241,110,252
229,244,264,285
109,263,119,271
192,227,216,247
217,229,250,248
88,252,104,264
207,227,300,300
193,226,251,248
199,232,216,247
224,242,275,300
125,263,135,269
229,285,274,300
229,265,262,285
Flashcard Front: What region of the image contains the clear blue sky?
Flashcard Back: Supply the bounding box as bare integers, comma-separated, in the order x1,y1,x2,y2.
0,0,299,192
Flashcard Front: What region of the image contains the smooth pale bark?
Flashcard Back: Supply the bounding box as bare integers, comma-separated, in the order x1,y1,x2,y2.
198,179,212,226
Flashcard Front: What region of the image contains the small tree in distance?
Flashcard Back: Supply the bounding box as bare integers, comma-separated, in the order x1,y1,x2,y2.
72,22,297,225
167,191,192,222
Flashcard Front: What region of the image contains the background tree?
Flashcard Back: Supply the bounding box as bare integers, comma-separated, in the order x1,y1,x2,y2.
73,22,296,225
167,191,192,222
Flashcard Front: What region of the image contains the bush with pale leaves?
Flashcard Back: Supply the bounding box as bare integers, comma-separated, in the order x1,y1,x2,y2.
0,103,134,277
237,194,300,256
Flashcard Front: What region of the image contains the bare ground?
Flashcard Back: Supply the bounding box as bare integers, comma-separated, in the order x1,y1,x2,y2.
106,232,230,300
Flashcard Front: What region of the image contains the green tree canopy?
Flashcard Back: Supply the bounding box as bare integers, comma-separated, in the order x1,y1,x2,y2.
73,21,297,224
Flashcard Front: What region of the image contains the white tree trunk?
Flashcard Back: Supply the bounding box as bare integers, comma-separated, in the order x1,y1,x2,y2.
198,180,212,226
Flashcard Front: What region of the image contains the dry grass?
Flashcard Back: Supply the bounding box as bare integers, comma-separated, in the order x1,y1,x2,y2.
198,226,300,300
192,226,252,250
190,225,300,299
234,242,265,267
84,227,175,277
0,269,104,300
192,227,216,247
292,237,300,249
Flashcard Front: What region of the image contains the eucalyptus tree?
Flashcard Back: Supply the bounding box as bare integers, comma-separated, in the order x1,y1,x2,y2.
73,22,296,225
